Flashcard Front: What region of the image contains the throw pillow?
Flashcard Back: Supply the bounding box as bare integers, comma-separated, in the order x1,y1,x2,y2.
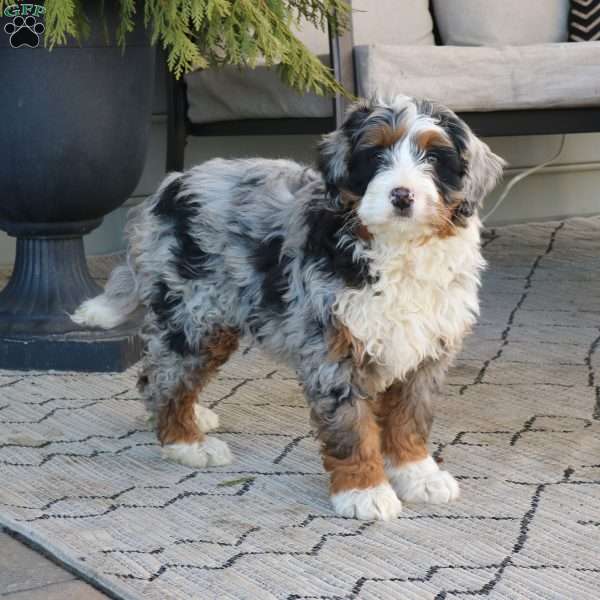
432,0,569,46
569,0,600,41
298,0,435,54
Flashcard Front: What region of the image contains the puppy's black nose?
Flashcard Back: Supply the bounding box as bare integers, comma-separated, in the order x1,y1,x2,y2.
390,187,414,211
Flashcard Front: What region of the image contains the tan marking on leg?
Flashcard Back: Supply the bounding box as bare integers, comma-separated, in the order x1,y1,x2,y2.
328,323,381,397
320,402,387,494
157,389,204,445
376,383,430,468
156,327,239,446
203,327,240,374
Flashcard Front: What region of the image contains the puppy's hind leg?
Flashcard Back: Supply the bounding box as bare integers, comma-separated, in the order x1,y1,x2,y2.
158,383,233,469
139,363,221,434
141,326,239,468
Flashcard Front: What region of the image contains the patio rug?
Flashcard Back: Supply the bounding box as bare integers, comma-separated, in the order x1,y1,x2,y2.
1,216,600,600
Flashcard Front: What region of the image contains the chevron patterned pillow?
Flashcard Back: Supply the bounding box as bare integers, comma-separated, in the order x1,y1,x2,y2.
570,0,600,41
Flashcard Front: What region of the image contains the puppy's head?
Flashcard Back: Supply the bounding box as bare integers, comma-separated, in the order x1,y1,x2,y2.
318,96,505,237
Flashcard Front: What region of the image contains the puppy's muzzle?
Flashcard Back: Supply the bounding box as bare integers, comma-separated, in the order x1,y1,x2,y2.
390,187,414,217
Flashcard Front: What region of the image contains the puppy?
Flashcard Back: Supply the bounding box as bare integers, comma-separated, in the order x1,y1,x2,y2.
72,96,504,520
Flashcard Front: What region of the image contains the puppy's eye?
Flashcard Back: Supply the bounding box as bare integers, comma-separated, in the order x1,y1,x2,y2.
425,154,438,165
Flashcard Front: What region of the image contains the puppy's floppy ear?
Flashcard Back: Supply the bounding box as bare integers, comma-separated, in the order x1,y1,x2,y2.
317,101,372,195
436,109,504,221
317,129,349,195
461,134,505,215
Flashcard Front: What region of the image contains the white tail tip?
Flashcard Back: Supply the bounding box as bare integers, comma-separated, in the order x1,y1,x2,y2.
70,296,127,330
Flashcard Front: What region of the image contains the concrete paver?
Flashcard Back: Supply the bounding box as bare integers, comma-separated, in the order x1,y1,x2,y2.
0,532,108,599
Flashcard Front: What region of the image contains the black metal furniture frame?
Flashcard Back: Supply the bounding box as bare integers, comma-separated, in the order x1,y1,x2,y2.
166,0,600,172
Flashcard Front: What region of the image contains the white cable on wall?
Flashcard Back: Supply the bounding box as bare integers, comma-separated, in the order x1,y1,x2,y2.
482,134,567,223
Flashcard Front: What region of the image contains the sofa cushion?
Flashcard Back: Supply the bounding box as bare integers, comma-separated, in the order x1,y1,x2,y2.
355,42,600,112
569,0,600,41
432,0,569,46
288,0,435,54
353,0,434,46
185,57,333,124
185,0,434,124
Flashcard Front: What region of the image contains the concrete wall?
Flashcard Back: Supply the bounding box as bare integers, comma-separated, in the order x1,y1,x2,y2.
2,93,600,266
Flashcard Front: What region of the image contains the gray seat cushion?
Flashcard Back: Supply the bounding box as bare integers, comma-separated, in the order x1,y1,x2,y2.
432,0,569,46
355,42,600,112
185,58,332,124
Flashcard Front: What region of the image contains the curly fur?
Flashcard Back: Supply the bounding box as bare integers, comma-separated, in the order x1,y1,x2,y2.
72,96,504,520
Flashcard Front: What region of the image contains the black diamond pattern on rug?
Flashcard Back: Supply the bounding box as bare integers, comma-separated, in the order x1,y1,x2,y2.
1,216,600,600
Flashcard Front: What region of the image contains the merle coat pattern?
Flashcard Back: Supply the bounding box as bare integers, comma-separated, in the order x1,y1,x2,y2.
73,97,504,520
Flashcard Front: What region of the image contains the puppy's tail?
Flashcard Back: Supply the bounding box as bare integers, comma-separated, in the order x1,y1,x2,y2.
71,259,140,329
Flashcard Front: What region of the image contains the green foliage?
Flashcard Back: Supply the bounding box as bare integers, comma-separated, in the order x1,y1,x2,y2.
217,476,256,487
2,0,350,96
44,0,79,46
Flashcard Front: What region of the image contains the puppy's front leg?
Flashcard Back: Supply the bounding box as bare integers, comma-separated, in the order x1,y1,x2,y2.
378,359,460,504
309,386,402,520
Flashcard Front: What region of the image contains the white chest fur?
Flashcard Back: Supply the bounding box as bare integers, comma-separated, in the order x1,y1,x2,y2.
333,221,485,388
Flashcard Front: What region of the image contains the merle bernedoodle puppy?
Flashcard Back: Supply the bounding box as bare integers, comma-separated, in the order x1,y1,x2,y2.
73,96,504,520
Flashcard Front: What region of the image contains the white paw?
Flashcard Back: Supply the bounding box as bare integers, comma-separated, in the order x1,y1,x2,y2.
331,482,402,520
194,404,220,433
386,456,460,504
162,437,233,468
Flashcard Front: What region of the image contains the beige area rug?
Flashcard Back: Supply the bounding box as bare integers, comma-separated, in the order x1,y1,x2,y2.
1,217,600,600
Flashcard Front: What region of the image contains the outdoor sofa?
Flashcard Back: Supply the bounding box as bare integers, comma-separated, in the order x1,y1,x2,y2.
167,0,600,170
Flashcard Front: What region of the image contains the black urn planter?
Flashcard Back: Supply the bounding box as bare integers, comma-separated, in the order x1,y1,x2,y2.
0,3,155,371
